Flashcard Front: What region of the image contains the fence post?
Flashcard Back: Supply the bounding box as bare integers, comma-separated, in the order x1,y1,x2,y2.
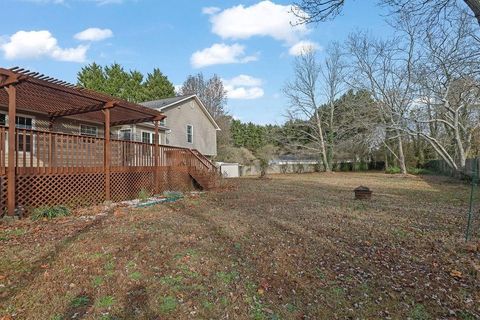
466,158,478,241
6,85,16,216
103,102,114,202
154,119,160,194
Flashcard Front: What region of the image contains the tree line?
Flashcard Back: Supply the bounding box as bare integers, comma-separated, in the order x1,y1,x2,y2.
76,0,480,175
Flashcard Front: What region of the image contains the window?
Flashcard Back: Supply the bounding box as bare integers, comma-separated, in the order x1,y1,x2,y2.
160,118,166,126
142,131,152,144
15,116,33,152
0,115,33,129
119,129,132,141
80,125,98,137
186,125,193,143
16,116,32,129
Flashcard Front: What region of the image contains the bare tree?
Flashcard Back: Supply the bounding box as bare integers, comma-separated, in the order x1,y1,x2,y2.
347,25,418,174
283,50,331,171
321,42,345,165
292,0,480,27
179,73,228,120
407,12,480,170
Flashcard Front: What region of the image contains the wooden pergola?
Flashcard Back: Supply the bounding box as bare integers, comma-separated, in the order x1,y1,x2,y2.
0,67,166,215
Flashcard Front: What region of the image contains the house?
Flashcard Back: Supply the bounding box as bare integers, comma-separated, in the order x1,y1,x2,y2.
137,95,220,157
0,67,218,216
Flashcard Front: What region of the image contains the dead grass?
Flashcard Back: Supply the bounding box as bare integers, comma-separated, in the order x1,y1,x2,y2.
0,172,479,319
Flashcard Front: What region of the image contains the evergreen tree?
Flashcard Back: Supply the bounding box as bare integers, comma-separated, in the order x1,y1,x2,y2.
76,63,174,103
143,68,175,101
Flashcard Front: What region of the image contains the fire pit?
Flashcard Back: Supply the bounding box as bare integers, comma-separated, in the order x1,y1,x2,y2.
354,186,372,200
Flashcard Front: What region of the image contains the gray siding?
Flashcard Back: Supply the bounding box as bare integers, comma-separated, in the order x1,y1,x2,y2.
160,99,217,156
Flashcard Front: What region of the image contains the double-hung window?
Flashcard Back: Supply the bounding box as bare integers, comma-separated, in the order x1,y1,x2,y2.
16,116,33,153
142,131,152,144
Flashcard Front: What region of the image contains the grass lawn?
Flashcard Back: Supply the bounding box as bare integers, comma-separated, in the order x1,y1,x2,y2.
0,172,479,319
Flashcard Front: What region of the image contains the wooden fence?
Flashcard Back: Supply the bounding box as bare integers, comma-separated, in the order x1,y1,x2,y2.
0,127,217,213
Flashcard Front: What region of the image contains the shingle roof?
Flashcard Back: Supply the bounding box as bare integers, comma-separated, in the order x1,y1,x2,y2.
140,95,195,109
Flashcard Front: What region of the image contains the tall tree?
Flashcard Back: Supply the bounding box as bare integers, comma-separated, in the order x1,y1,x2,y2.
77,62,106,93
347,26,418,174
320,42,345,166
292,0,480,27
406,12,480,170
179,73,228,119
283,50,331,171
143,68,175,101
77,63,174,103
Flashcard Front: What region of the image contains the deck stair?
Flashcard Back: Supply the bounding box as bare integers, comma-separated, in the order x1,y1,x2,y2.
187,149,220,190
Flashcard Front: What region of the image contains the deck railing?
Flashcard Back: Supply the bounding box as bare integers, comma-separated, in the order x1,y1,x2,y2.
0,127,217,175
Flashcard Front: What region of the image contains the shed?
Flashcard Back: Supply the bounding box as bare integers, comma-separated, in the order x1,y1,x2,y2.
216,162,240,178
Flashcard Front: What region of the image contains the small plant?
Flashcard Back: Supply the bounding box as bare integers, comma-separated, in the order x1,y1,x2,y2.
129,271,142,281
70,295,90,308
95,295,115,308
279,164,288,174
31,205,71,220
385,166,401,174
159,296,178,314
92,276,104,287
138,188,151,202
410,304,431,320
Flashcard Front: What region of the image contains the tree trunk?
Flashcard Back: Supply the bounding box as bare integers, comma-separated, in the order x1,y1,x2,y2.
315,110,330,172
397,131,407,174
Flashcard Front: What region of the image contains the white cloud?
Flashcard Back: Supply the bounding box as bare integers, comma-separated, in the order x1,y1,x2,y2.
74,28,113,41
209,1,308,44
288,40,321,56
223,75,264,100
191,43,257,68
1,30,88,62
223,74,262,87
202,6,221,15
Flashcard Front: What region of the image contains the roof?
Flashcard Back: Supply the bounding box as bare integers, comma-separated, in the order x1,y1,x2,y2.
141,94,221,130
141,95,193,109
0,67,165,126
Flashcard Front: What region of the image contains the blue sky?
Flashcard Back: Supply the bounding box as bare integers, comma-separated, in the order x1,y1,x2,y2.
0,0,393,125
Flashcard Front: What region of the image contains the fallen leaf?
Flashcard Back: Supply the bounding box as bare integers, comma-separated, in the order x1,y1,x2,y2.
450,270,462,278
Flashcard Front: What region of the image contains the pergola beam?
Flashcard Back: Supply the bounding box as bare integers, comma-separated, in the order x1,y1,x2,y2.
111,117,160,126
48,103,105,118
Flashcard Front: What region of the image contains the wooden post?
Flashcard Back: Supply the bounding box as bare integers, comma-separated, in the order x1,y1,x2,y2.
103,105,112,201
154,120,160,194
6,85,16,216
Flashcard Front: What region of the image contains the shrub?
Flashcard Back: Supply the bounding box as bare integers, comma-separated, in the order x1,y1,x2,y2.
138,188,151,202
293,163,305,174
279,164,289,174
385,166,401,174
407,167,431,175
340,162,351,172
31,205,71,220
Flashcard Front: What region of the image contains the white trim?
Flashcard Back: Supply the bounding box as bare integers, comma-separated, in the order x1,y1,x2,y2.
186,124,193,144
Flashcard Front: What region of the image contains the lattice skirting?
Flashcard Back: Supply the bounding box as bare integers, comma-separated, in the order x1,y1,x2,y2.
0,167,195,213
16,173,106,210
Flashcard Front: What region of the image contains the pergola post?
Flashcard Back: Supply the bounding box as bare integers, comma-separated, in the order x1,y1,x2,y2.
154,119,160,194
103,103,113,201
6,85,16,216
